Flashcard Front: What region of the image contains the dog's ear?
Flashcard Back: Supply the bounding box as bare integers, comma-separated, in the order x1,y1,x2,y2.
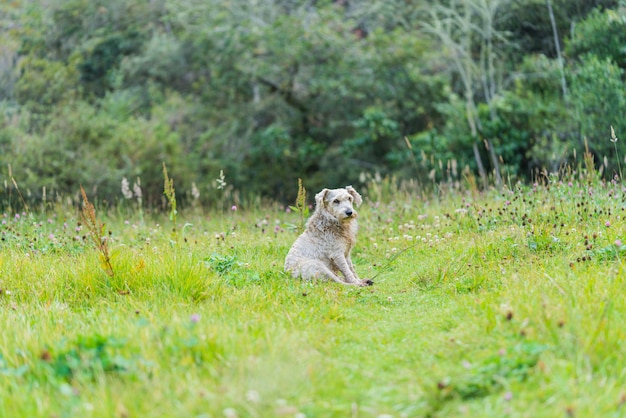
315,188,329,208
346,186,362,206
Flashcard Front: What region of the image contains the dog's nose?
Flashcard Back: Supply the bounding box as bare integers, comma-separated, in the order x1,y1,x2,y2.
345,209,353,217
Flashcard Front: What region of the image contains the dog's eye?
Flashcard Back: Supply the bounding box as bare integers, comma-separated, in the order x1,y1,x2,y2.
333,199,340,204
348,196,353,202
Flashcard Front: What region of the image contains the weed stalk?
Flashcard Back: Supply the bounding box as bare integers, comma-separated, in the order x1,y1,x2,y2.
583,137,597,183
7,164,29,215
80,186,115,279
163,162,178,242
610,125,622,183
289,178,308,233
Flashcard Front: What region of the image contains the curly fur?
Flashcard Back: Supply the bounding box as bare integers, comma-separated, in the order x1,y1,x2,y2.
284,186,372,286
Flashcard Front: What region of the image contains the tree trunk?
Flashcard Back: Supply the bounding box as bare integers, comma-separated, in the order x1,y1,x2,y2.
547,0,568,99
465,88,488,189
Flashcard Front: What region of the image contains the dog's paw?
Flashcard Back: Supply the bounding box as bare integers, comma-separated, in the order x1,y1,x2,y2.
360,279,374,286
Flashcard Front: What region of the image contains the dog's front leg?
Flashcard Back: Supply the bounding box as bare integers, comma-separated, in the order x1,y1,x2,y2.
332,255,362,285
346,254,359,279
346,254,373,286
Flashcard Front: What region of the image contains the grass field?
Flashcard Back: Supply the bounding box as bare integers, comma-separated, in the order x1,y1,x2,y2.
1,177,626,418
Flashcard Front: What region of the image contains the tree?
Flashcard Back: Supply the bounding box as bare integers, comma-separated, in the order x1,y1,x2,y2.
500,0,618,59
568,55,626,174
566,5,626,70
421,0,512,187
2,0,625,207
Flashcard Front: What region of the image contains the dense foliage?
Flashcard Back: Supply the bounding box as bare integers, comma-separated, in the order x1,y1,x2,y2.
0,0,625,207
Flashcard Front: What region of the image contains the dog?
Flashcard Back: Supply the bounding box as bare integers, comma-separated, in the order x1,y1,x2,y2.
284,186,373,286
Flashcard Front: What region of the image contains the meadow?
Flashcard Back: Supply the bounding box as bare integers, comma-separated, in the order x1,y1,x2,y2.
1,174,626,418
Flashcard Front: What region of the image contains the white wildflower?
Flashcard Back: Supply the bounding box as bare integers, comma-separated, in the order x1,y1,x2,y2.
121,178,132,199
216,170,227,190
191,182,200,200
133,178,142,199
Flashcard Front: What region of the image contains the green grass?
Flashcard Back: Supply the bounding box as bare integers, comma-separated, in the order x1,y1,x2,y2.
2,178,626,417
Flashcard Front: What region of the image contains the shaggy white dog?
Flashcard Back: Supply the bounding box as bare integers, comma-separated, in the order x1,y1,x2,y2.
284,186,373,286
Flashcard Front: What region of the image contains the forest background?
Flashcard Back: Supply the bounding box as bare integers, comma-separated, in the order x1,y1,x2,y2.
0,0,624,208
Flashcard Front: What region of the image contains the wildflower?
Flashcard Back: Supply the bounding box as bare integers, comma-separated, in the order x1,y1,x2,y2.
223,408,238,418
14,213,20,220
48,233,55,240
285,207,292,213
121,177,133,199
133,178,142,199
231,205,237,211
216,170,227,190
246,390,260,403
504,392,513,401
615,239,622,247
191,182,200,200
190,314,200,323
606,221,611,227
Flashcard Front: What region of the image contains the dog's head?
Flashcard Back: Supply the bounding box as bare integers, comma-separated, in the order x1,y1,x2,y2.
315,186,362,221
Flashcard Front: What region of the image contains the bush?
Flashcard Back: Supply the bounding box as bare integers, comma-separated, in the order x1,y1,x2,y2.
1,95,193,206
568,54,626,174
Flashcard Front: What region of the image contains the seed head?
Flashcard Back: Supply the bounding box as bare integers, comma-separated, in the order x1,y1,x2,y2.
611,125,618,143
